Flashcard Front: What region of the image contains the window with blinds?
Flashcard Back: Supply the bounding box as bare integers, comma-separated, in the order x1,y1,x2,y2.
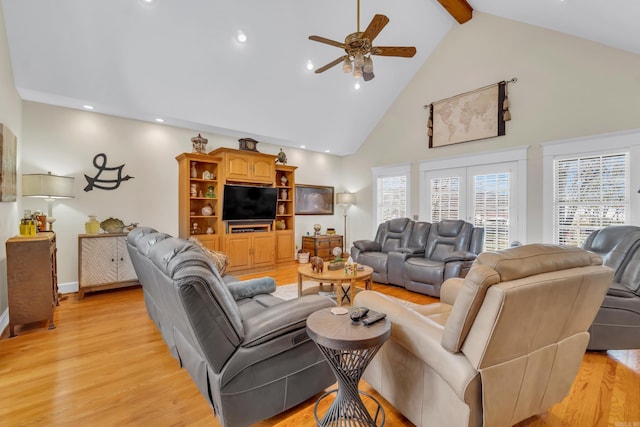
430,177,460,222
473,173,510,251
378,175,407,221
553,152,629,246
429,171,512,251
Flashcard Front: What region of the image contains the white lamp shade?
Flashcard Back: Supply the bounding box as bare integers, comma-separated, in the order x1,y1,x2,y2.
22,173,75,198
336,192,357,205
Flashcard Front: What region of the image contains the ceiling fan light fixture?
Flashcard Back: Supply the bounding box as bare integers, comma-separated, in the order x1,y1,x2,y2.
354,52,365,68
342,58,353,73
363,56,374,73
353,66,363,79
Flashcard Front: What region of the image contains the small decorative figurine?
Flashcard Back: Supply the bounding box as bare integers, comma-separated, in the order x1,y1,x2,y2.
205,185,216,198
313,224,321,236
276,148,287,165
191,133,208,153
310,256,324,273
280,174,288,186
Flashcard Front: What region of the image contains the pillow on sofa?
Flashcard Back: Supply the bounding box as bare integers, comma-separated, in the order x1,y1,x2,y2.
188,237,229,275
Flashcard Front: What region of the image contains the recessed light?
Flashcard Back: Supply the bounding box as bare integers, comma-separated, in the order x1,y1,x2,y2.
300,145,306,149
354,81,361,90
324,149,330,153
236,30,247,43
154,118,165,123
141,0,153,4
83,105,94,110
306,60,314,71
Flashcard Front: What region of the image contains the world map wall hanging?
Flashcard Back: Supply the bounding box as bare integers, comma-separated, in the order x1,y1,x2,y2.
425,78,515,148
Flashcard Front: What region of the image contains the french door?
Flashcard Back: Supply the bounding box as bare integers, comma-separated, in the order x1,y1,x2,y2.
423,161,520,251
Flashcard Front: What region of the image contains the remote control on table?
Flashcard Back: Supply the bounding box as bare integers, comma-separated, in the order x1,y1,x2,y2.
362,311,387,326
350,307,369,321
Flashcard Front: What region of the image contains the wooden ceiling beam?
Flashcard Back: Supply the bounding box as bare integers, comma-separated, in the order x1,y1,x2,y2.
437,0,473,24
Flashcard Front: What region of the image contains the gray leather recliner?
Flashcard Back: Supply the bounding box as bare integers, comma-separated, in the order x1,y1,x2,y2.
582,225,640,350
126,227,336,427
350,218,421,284
403,219,484,297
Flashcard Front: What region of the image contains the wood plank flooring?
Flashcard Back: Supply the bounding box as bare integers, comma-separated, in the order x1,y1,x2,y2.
1,263,639,426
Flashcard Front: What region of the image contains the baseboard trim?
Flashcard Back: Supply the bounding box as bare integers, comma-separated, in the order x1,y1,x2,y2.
59,281,79,294
0,308,8,337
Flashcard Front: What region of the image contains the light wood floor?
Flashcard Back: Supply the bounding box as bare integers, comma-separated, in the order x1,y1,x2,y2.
1,263,639,426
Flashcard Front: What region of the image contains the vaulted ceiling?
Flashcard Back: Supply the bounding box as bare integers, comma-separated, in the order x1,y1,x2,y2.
3,0,639,155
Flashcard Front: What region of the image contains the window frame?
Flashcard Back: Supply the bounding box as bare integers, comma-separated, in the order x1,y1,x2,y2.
419,147,528,247
372,163,411,234
542,129,640,243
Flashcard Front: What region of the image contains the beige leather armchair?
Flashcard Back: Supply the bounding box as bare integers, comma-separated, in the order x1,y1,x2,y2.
354,244,612,427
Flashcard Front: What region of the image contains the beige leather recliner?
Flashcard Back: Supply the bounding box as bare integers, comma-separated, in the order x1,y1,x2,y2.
354,244,613,427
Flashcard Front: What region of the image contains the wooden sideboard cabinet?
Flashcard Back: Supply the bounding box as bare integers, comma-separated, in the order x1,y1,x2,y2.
78,233,139,299
6,233,58,337
302,235,344,261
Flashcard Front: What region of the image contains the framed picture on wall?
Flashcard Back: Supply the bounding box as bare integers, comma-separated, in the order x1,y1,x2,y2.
0,123,18,202
295,184,334,215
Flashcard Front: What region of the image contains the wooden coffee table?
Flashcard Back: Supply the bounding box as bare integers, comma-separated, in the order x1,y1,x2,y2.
297,263,373,306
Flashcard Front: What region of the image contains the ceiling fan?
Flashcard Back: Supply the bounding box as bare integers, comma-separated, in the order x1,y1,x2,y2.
309,0,416,82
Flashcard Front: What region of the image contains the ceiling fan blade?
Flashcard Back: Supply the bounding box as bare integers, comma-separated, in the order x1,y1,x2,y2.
315,56,347,74
363,14,389,43
371,46,417,58
309,35,345,49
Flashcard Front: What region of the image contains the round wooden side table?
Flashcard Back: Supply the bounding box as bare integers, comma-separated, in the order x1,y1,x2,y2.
298,263,373,306
307,307,391,426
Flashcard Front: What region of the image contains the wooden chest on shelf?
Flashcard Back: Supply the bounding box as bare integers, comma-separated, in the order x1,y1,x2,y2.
302,235,343,261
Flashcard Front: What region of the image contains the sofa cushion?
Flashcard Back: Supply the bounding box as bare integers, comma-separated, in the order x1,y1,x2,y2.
357,252,389,273
404,257,446,285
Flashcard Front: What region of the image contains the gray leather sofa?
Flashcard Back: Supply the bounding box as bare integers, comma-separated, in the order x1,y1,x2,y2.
352,218,484,297
126,227,336,427
582,225,640,350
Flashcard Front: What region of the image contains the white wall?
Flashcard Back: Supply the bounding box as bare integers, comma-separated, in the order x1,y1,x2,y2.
0,3,22,318
342,12,640,245
21,102,345,287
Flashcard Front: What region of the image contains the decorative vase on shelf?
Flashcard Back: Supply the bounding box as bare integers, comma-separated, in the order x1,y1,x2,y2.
280,175,288,186
191,162,198,178
201,203,214,216
85,215,101,234
278,203,286,215
280,188,288,200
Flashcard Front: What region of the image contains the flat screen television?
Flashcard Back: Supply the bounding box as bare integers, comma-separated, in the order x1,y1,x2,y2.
222,184,278,222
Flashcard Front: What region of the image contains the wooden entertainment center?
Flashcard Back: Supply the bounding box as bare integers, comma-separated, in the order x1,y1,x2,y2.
177,147,296,274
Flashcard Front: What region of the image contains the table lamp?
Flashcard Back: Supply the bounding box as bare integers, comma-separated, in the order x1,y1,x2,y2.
22,172,75,231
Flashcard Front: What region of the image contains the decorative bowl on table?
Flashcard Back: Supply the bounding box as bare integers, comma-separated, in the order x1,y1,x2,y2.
100,217,126,233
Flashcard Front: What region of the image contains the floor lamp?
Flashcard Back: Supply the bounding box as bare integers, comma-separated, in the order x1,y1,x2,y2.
336,192,357,255
22,172,75,231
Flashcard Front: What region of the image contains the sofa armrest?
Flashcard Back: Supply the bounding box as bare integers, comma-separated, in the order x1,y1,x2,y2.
226,277,276,301
242,295,335,347
440,278,465,305
353,290,478,401
397,246,426,255
443,251,477,263
353,240,382,252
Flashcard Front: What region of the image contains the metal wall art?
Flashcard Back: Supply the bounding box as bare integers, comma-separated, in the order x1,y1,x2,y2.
84,153,134,191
